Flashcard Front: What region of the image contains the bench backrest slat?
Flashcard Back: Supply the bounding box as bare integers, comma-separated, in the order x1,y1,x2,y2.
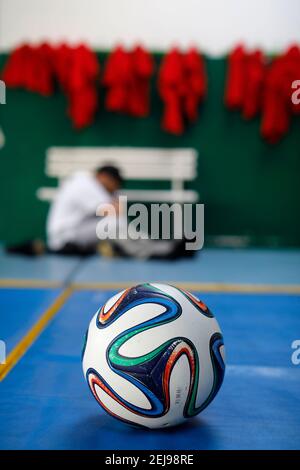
46,147,197,181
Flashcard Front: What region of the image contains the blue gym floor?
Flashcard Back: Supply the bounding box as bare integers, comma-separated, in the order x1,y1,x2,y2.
0,248,300,450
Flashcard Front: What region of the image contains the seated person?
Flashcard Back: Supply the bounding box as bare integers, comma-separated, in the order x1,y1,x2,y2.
47,165,121,256
7,165,192,259
47,165,191,259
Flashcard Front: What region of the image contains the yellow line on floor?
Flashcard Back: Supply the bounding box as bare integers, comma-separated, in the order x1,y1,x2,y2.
0,279,63,288
0,287,73,382
71,281,300,294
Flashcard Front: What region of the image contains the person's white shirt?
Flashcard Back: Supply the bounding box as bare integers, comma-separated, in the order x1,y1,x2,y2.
47,171,112,250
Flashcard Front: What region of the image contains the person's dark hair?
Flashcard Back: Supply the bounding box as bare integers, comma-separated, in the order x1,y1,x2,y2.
95,165,123,185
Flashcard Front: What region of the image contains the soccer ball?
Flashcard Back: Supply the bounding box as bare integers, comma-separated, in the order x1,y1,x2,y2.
82,283,225,429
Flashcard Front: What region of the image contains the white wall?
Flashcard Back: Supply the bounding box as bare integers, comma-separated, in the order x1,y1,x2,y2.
0,0,300,55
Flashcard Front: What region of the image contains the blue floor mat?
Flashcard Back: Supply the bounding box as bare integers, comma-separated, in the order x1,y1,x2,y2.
1,248,300,286
0,289,299,449
73,249,300,285
0,287,61,354
0,247,81,283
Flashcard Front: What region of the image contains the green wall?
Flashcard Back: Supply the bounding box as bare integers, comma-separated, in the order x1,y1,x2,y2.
0,53,300,246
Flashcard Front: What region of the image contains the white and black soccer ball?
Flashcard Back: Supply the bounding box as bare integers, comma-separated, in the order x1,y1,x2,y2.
82,283,225,429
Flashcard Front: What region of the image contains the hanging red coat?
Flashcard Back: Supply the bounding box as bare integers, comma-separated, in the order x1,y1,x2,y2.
2,43,55,95
2,45,31,88
54,44,73,90
284,45,300,115
67,45,99,92
103,45,153,117
3,42,100,129
128,45,154,117
103,46,132,113
55,44,99,129
242,50,265,120
158,48,185,135
261,45,300,143
261,68,290,144
183,47,207,122
225,45,247,110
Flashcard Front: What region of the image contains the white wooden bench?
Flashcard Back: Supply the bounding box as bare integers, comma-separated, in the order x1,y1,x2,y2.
36,147,198,203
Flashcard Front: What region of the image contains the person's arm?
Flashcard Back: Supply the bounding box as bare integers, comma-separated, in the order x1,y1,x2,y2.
79,180,112,216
